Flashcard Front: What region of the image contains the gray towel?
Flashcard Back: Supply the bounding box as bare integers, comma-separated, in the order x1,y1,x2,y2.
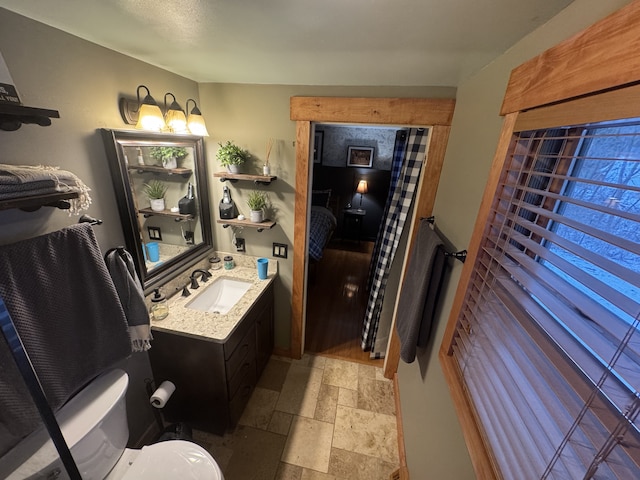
105,248,152,352
396,220,445,363
0,223,131,456
0,164,92,214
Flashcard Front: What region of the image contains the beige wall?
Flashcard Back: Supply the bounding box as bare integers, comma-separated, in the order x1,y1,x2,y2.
197,83,455,349
0,7,200,444
398,0,634,477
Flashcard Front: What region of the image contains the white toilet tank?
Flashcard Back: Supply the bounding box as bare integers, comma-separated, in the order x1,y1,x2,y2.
0,369,130,480
62,369,130,479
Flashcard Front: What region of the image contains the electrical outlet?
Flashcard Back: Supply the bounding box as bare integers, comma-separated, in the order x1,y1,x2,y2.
273,242,288,258
236,237,245,252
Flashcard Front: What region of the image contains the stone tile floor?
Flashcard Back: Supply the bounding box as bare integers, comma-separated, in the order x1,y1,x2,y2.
193,354,399,480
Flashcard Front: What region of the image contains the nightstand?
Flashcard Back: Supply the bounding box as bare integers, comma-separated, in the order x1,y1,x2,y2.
342,208,366,242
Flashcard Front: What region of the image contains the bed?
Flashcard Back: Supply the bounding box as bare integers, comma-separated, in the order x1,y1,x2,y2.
308,205,337,262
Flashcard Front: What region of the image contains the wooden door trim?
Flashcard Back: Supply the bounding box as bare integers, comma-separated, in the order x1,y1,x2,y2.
290,97,456,377
383,124,451,378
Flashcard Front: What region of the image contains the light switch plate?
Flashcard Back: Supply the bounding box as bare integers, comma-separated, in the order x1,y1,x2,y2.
148,226,162,241
273,242,288,258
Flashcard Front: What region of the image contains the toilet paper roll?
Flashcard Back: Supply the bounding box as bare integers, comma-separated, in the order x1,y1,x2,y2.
150,380,176,408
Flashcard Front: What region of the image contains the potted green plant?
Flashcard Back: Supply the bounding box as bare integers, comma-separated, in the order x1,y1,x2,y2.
216,141,249,173
247,190,268,223
149,146,188,169
142,180,168,212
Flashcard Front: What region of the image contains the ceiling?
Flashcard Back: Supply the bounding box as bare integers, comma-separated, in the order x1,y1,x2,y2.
0,0,574,86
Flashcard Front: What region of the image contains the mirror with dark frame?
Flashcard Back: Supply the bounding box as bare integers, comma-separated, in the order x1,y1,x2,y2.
100,129,213,291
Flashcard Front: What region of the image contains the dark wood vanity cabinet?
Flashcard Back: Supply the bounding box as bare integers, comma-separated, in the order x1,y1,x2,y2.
148,283,274,435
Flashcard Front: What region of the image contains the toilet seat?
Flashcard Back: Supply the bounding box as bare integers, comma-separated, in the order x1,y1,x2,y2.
117,440,223,479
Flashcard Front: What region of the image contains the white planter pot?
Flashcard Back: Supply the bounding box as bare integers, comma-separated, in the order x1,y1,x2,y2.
163,156,177,169
228,165,240,174
250,209,264,223
150,198,165,212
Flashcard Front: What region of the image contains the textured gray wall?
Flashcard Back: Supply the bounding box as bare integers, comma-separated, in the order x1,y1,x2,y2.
317,124,396,170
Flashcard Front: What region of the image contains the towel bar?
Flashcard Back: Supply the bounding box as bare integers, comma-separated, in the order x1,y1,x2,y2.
421,216,467,263
79,214,103,225
444,249,467,262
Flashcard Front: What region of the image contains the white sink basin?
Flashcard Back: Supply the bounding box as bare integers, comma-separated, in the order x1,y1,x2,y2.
185,277,252,314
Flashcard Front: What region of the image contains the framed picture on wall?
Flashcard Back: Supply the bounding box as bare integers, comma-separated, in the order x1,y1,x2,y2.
313,130,324,164
347,146,374,168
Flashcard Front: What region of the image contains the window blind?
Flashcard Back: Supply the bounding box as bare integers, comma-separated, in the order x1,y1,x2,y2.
450,121,640,479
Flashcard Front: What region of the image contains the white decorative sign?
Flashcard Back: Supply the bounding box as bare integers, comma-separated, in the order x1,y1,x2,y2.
0,52,21,104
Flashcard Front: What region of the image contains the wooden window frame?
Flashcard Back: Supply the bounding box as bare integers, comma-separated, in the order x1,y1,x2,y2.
439,1,640,477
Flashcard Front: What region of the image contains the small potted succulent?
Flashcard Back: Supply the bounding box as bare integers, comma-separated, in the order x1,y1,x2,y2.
216,141,250,173
149,146,188,169
247,190,268,223
142,180,168,212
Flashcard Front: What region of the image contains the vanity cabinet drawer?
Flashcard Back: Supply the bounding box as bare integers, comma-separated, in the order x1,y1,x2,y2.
223,311,254,361
225,324,256,379
229,371,257,425
227,353,256,398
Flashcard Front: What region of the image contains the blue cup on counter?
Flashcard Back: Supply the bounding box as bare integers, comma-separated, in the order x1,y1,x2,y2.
146,242,160,262
257,257,269,280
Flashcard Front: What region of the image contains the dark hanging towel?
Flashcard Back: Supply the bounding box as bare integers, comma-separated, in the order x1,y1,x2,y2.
395,219,446,363
104,247,152,352
0,223,130,456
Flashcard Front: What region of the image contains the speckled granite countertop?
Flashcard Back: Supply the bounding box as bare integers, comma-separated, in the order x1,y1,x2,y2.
150,253,277,343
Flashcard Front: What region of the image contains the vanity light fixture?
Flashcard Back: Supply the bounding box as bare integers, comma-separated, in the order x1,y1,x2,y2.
163,93,188,134
119,85,166,132
135,85,166,131
356,179,368,210
185,98,209,137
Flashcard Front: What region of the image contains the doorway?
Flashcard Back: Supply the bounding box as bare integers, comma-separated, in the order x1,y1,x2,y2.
305,123,401,366
289,97,456,377
305,123,400,367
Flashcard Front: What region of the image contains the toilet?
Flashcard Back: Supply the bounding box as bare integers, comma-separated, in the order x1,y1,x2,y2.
1,369,224,479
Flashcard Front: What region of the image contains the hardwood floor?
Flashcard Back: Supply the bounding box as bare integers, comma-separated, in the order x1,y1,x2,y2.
305,240,383,367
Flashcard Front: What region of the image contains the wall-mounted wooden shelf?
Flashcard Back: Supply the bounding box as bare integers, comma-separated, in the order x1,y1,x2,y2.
213,172,277,185
217,218,276,232
0,192,79,212
138,207,194,222
0,103,60,131
128,165,193,177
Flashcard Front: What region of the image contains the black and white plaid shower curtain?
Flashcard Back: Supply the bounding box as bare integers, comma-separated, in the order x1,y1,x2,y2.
367,129,407,292
361,128,428,358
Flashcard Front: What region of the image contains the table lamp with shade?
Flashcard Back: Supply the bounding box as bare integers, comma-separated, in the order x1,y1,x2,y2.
356,180,368,211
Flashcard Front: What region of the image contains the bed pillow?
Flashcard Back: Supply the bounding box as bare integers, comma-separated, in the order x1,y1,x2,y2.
311,189,331,209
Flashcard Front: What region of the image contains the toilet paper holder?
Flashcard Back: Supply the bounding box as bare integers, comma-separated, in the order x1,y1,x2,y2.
144,378,176,431
144,378,194,443
149,380,176,408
